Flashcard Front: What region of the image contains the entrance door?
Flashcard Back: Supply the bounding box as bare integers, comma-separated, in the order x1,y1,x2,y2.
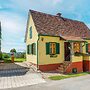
64,42,70,61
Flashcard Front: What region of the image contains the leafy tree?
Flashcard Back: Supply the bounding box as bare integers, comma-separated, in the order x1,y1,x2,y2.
10,49,16,53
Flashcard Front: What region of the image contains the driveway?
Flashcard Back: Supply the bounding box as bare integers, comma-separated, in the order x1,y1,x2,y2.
4,74,90,90
0,63,45,89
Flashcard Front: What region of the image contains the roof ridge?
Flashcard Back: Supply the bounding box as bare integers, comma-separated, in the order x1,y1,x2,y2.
29,9,55,17
29,9,85,23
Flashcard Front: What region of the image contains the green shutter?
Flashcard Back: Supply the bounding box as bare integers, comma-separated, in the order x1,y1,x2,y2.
33,43,36,55
30,26,32,39
29,45,31,54
56,43,60,54
27,45,29,54
46,43,50,55
86,44,88,53
31,44,33,54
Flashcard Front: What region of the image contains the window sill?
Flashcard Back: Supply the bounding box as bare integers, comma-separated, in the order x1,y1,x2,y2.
50,54,57,58
74,52,83,56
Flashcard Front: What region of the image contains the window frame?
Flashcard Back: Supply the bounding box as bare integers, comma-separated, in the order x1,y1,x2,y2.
46,42,60,55
73,42,81,53
50,42,56,55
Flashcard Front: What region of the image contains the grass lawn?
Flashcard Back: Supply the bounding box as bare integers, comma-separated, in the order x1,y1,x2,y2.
49,72,90,80
4,58,26,63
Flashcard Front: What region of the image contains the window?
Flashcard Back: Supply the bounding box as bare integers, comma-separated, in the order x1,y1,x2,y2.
46,42,60,55
50,43,56,55
30,26,32,39
73,42,81,53
27,45,31,54
27,43,36,55
86,43,90,53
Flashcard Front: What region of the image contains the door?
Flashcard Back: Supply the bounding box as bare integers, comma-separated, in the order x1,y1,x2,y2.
64,42,70,61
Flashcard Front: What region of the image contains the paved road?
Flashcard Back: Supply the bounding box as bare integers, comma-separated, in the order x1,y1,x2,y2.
0,63,45,89
4,75,90,90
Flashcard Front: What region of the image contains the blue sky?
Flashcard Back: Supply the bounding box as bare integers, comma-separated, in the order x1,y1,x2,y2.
0,0,90,52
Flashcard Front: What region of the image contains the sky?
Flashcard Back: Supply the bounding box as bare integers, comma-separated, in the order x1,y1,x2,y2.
0,0,90,53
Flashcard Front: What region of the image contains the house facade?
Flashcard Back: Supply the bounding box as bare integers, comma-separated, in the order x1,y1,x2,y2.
25,10,90,73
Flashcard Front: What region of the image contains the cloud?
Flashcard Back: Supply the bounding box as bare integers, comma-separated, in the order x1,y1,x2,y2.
0,11,26,52
2,42,25,52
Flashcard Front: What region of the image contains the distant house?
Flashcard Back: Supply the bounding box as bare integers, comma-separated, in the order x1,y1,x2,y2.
25,10,90,73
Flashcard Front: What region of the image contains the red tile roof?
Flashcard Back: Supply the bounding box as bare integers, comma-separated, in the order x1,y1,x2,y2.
25,10,90,41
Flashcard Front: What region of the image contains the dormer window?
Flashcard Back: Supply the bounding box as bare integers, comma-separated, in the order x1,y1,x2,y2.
30,26,32,39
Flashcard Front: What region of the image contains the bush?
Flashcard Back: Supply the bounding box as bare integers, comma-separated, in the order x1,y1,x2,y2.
0,52,2,59
15,52,26,58
3,53,10,58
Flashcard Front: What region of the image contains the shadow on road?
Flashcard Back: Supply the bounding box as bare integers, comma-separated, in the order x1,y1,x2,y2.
0,63,29,77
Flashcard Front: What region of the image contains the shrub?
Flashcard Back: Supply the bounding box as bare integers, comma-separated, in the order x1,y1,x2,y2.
0,52,2,59
3,53,10,58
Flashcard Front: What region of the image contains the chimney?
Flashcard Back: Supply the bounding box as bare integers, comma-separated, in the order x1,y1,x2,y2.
56,13,62,17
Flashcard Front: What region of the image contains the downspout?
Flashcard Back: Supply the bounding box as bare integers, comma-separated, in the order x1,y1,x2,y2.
37,34,40,70
70,42,73,62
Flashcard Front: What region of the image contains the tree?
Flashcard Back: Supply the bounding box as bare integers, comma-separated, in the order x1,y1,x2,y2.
10,49,16,53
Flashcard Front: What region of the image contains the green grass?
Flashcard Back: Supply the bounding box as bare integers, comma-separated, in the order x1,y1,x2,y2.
49,72,89,80
4,58,26,63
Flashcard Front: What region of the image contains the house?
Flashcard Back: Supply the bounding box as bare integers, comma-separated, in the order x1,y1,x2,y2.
25,10,90,73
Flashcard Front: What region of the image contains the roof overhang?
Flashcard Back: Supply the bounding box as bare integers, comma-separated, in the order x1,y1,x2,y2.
60,35,86,42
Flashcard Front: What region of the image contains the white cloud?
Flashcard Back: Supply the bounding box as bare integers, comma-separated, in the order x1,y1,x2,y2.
0,12,26,52
0,12,26,36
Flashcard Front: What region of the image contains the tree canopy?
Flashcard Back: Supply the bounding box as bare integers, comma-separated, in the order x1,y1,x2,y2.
10,49,16,53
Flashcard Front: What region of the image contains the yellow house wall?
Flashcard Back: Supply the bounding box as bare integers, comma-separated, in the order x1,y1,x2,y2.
83,55,90,61
26,14,38,64
71,55,83,62
38,36,64,65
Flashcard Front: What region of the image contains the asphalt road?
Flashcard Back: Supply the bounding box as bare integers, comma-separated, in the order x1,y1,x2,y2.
2,75,90,90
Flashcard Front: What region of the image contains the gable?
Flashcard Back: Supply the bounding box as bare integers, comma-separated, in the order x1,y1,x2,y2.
25,12,38,43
